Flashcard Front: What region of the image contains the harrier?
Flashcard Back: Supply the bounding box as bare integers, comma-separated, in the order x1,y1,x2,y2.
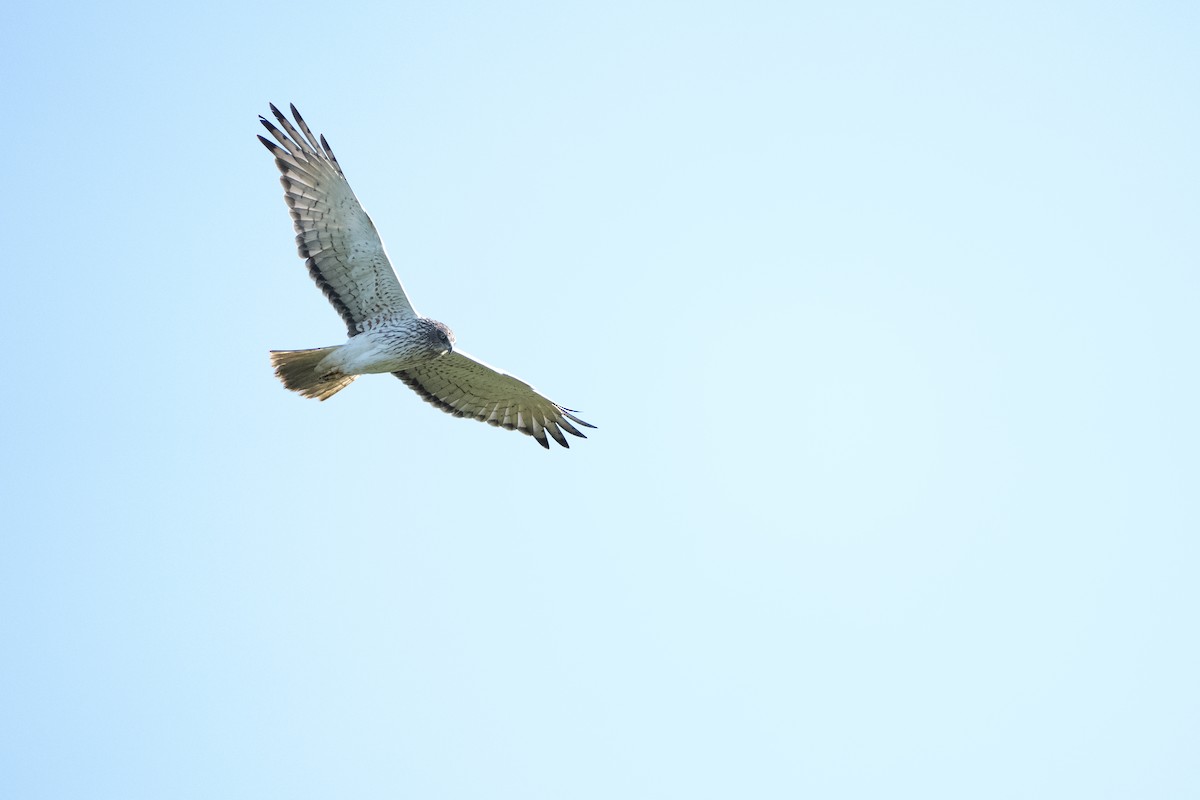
259,104,594,448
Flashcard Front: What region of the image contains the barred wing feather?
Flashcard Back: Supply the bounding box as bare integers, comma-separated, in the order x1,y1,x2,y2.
258,103,416,334
395,352,595,449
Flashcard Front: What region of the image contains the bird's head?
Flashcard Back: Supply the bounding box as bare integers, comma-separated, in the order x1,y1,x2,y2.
424,319,456,357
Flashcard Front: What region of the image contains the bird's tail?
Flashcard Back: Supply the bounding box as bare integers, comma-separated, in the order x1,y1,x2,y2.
269,347,357,401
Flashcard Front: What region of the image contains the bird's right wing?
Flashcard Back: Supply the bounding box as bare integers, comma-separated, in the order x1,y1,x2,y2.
394,351,595,449
259,103,417,335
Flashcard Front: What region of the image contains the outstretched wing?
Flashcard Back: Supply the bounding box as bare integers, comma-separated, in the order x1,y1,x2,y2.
395,352,595,449
259,103,417,335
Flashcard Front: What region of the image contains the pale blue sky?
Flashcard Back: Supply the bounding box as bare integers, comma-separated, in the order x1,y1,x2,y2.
2,1,1197,798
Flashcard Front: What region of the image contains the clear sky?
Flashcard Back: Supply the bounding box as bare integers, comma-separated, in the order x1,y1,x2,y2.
2,1,1197,798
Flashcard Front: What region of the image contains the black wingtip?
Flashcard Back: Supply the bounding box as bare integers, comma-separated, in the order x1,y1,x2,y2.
562,410,597,429
547,425,570,448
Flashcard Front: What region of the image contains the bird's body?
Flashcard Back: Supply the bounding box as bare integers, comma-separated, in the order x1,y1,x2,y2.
330,318,452,375
271,317,453,400
259,104,593,448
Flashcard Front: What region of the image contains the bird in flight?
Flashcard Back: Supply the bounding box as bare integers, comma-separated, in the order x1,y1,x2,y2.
258,103,594,448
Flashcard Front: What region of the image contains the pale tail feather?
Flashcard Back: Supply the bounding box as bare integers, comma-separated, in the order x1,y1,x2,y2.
269,347,356,401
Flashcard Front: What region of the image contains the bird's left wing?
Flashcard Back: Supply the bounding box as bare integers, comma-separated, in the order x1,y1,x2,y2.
394,352,595,449
259,103,417,335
